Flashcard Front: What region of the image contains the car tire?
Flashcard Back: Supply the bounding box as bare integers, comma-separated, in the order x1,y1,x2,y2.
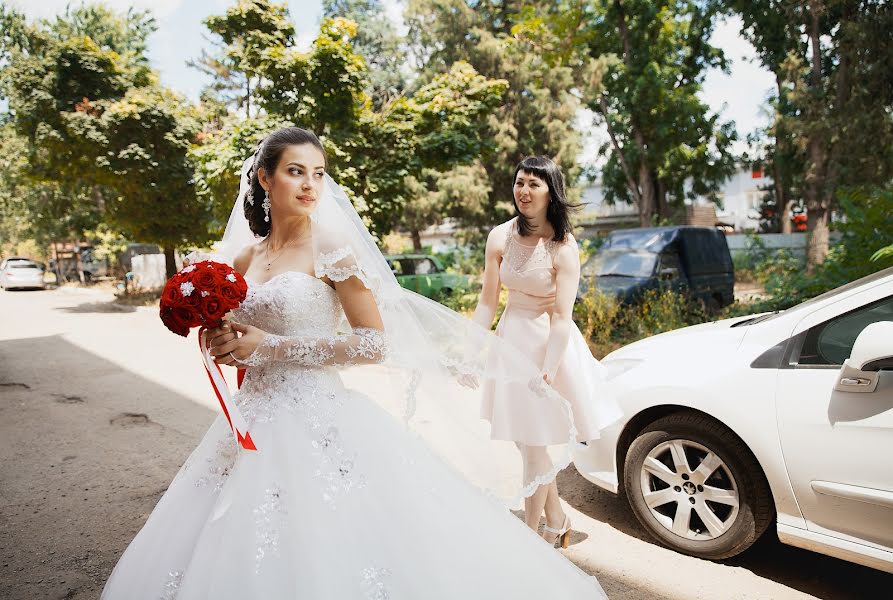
624,412,773,560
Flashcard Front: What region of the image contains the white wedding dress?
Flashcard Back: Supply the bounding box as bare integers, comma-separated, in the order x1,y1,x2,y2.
101,271,608,599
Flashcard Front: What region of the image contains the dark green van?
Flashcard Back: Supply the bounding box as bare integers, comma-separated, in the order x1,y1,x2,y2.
580,226,735,309
385,254,470,299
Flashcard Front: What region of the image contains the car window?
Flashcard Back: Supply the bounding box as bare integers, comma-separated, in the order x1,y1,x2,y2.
590,251,657,277
797,295,893,366
10,261,40,269
388,259,414,276
658,252,682,275
414,259,436,275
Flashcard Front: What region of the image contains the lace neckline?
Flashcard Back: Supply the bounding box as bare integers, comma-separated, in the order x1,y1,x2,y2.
503,223,559,275
510,225,557,249
246,270,335,293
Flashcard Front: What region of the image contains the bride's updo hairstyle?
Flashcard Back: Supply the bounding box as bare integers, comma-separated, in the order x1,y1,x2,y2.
245,127,327,237
513,155,581,242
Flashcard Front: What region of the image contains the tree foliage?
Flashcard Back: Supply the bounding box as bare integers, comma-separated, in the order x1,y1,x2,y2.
405,0,585,235
515,0,737,226
730,0,893,269
322,0,407,107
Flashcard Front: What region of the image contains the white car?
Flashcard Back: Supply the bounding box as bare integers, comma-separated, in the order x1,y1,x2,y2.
573,267,893,573
0,258,47,290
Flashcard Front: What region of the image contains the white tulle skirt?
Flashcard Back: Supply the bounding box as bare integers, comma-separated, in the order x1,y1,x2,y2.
101,365,607,599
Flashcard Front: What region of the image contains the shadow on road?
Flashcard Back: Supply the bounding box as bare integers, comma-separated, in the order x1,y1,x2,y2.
55,301,137,313
0,334,213,600
561,467,893,599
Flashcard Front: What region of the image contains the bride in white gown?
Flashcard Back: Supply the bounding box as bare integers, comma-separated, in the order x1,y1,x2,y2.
101,127,608,599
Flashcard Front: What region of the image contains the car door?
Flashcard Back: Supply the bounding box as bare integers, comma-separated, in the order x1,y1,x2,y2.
775,282,893,551
412,258,439,296
656,250,688,295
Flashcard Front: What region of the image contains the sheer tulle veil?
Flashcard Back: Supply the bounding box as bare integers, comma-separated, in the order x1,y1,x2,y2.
214,156,581,507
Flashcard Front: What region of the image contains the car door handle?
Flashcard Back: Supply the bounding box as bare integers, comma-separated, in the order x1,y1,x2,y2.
839,377,871,387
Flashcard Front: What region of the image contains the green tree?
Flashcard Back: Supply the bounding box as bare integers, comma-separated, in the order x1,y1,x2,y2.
527,0,737,226
193,5,509,245
194,0,295,116
1,5,213,277
0,4,154,182
64,88,212,277
405,0,586,235
322,0,407,107
347,61,508,247
729,0,893,270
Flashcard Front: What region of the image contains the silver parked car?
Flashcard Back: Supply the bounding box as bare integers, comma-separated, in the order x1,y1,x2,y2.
573,267,893,573
0,258,47,290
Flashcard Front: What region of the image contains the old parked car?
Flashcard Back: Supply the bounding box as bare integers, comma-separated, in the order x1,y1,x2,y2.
385,254,469,299
0,257,47,290
572,267,893,573
580,226,734,309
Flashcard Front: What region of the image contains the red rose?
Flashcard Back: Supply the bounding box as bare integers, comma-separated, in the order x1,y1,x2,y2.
213,262,232,276
201,294,227,324
160,306,189,337
162,281,181,306
194,268,218,290
174,306,199,329
220,281,241,303
181,288,202,308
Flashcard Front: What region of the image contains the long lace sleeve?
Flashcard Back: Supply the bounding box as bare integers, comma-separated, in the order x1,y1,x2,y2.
541,239,580,382
239,327,387,367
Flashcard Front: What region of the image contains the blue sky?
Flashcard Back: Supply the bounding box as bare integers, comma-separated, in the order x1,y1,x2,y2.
11,1,774,154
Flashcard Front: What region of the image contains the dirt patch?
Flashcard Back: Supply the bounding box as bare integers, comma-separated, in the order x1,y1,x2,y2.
109,412,156,428
54,394,84,404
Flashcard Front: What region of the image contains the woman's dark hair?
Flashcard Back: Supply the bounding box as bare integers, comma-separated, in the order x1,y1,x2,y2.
512,155,580,242
245,127,327,237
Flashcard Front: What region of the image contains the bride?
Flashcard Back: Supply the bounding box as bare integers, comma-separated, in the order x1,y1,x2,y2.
100,127,608,599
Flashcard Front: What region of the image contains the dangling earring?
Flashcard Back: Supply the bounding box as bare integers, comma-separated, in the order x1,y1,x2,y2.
262,190,271,222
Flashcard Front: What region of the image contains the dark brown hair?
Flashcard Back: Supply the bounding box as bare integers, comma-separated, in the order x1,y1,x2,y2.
245,127,327,237
513,156,580,242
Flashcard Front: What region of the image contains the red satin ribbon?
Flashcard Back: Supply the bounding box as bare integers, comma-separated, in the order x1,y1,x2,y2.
198,327,257,451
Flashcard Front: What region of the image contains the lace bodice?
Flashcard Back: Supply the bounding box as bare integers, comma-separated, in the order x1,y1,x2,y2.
231,271,343,338
499,223,559,301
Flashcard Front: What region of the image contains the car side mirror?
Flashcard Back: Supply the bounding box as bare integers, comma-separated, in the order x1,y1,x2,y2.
834,321,893,393
659,267,679,280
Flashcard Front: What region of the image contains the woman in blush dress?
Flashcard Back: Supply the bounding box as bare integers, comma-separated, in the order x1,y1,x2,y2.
471,156,621,547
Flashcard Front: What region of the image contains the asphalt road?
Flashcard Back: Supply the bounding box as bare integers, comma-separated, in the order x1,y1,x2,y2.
1,286,889,600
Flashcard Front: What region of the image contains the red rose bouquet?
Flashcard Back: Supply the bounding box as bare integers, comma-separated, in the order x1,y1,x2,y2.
159,261,248,336
159,260,256,451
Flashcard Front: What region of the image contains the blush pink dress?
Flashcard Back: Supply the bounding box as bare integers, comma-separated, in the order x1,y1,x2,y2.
481,221,621,445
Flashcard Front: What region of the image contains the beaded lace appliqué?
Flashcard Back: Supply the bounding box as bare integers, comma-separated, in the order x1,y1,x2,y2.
159,570,183,600
312,425,367,509
346,327,387,362
253,484,287,573
361,567,392,600
192,435,237,491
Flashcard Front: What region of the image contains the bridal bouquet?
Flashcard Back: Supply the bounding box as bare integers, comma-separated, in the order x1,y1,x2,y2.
159,260,248,336
159,260,256,451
